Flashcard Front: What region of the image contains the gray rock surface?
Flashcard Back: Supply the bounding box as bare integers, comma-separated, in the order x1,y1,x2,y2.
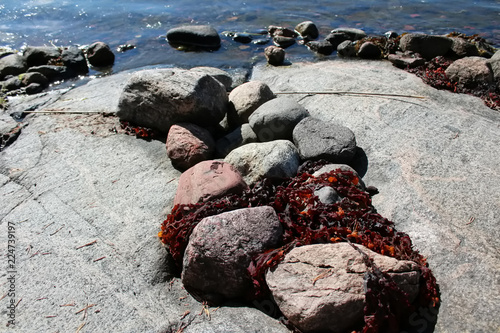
182,206,282,303
224,140,300,185
325,32,351,49
0,54,27,79
117,68,228,133
445,56,493,87
448,37,479,58
293,117,357,164
252,59,500,332
228,80,276,125
189,66,233,91
266,243,420,333
166,25,221,49
314,186,340,205
488,50,500,80
306,40,334,55
249,97,309,142
215,123,258,157
399,33,453,60
61,46,89,74
166,123,215,170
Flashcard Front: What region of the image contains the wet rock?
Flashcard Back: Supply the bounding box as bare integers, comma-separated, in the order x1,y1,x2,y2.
23,46,61,67
228,81,276,125
233,33,253,44
357,41,381,59
337,40,356,57
173,160,248,206
325,32,351,49
314,186,340,205
166,123,215,170
25,83,44,95
487,50,500,80
385,31,399,39
189,66,233,91
117,68,228,133
295,21,319,39
61,46,89,74
248,98,309,142
306,40,334,55
330,27,367,41
268,26,298,38
253,38,271,45
20,72,49,87
273,36,296,48
264,46,285,66
215,123,258,157
266,243,420,333
293,117,357,164
388,52,426,68
86,42,115,67
166,25,221,49
448,37,479,58
182,206,282,303
0,54,27,79
445,56,493,88
27,65,71,81
399,33,453,60
224,140,300,185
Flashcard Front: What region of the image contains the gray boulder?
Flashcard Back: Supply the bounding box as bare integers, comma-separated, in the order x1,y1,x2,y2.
325,32,351,49
189,66,232,91
228,81,276,125
117,68,228,133
224,140,300,185
61,46,89,74
166,25,221,49
330,27,366,40
20,72,49,87
293,117,357,164
182,206,282,303
295,21,319,39
399,33,453,60
23,46,61,67
445,56,493,87
26,65,71,81
249,98,309,142
166,123,215,170
215,123,258,158
0,54,27,79
266,243,420,333
487,50,500,80
86,42,115,67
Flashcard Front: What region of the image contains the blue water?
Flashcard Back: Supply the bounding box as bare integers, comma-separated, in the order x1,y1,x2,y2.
1,0,499,73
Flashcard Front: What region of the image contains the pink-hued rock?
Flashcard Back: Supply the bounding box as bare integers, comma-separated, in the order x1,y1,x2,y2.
166,123,215,170
266,243,420,333
182,206,282,303
173,160,248,206
445,56,494,88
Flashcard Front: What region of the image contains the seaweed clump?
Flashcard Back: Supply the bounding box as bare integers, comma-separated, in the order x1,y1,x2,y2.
159,160,440,333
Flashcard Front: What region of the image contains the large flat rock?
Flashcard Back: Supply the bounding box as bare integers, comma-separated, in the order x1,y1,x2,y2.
252,59,500,332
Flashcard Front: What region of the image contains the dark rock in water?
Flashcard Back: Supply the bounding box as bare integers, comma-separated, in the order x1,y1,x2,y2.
293,117,357,164
228,80,276,125
447,37,480,58
166,123,215,170
61,46,89,74
86,42,115,67
233,33,253,44
117,68,228,133
116,44,136,52
306,40,334,55
166,25,221,49
337,40,356,57
23,46,61,67
330,27,367,41
20,72,49,87
253,38,270,45
357,42,381,59
173,160,248,206
215,123,258,157
273,36,296,48
325,32,351,49
268,25,298,38
295,21,319,39
249,97,309,142
445,56,493,88
182,206,282,303
27,65,71,81
265,46,285,66
385,31,399,39
0,54,27,80
388,52,426,68
25,83,44,95
399,33,453,60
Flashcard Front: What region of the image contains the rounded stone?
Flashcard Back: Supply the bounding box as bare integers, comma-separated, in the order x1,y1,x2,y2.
295,21,319,39
228,81,276,125
265,46,285,66
86,42,115,67
166,25,221,49
358,42,381,59
166,123,215,170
